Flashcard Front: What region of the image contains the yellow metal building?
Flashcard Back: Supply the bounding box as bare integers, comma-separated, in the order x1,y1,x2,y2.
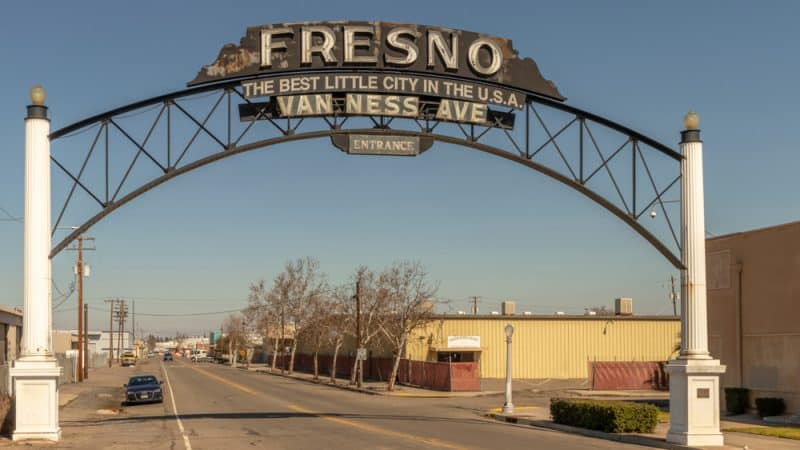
405,315,680,379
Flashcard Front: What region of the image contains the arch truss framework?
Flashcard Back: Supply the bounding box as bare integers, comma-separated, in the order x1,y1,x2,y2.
49,76,684,268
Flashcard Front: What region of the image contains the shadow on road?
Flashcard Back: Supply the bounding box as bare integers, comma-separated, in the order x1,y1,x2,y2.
63,411,492,426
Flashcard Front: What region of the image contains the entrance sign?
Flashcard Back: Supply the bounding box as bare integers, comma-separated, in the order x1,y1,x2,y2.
190,21,565,102
330,134,433,156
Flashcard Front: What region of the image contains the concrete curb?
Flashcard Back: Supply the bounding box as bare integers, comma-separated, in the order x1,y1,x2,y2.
485,413,702,450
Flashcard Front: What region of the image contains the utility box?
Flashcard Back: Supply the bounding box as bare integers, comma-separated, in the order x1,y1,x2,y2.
615,297,633,316
502,301,516,316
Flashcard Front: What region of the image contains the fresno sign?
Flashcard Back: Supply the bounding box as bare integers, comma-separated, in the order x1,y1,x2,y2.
193,21,564,155
190,21,564,102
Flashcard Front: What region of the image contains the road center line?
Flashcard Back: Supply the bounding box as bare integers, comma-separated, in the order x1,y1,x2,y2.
184,363,468,450
161,362,193,450
286,403,469,450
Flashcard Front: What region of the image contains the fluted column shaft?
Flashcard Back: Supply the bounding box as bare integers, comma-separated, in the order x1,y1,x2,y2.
679,130,710,359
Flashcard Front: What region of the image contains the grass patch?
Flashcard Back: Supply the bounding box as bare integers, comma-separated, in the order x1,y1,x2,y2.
723,426,800,440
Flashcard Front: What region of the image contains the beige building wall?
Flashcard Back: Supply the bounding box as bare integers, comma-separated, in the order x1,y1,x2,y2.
707,221,800,413
406,316,680,379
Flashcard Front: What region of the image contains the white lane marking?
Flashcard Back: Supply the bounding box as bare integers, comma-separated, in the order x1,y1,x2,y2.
161,362,193,450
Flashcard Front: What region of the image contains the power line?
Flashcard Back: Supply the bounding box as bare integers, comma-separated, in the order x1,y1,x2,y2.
86,306,243,317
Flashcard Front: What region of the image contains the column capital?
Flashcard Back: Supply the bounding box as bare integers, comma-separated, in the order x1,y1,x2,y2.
681,129,701,144
26,105,49,121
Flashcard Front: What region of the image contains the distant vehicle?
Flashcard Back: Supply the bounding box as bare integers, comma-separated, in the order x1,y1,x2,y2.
191,350,208,362
121,352,136,367
163,352,173,361
124,374,163,405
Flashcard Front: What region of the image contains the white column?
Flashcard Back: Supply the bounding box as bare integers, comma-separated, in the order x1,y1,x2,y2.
666,112,725,447
11,85,62,442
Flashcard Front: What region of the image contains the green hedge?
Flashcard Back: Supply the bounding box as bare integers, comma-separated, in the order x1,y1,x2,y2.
724,387,750,415
755,397,785,418
550,398,659,433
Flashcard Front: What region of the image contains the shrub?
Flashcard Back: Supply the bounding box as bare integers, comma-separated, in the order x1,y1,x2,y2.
755,397,785,418
550,398,659,433
724,387,750,415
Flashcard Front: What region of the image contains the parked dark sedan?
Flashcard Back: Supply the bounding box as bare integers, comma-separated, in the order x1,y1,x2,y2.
124,375,163,405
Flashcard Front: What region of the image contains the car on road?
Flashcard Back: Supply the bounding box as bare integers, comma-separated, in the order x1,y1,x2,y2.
163,351,173,361
190,349,208,362
120,352,136,367
124,374,163,405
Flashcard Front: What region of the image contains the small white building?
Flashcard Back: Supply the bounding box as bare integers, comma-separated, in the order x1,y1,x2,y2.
52,329,132,358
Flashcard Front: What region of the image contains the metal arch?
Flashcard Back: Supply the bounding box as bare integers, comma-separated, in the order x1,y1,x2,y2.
50,126,683,269
50,72,683,162
48,75,685,268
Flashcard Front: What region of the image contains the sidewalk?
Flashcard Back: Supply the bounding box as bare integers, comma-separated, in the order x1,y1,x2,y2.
486,404,800,450
243,363,502,398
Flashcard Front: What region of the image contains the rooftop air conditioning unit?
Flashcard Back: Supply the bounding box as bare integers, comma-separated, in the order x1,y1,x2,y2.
457,310,466,315
523,311,533,316
555,311,566,315
490,311,500,315
615,297,633,316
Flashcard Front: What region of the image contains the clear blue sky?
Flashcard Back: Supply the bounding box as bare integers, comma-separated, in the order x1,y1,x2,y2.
0,1,797,335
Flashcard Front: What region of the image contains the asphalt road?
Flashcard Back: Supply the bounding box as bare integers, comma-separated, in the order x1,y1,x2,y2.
142,357,653,450
41,357,658,449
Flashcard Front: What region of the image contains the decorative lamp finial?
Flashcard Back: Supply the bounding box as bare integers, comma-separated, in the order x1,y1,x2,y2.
30,84,46,106
683,110,699,130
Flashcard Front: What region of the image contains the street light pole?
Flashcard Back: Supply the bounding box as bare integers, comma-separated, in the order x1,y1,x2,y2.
502,323,514,414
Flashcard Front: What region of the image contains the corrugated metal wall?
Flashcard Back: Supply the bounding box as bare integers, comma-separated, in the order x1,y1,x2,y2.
407,318,680,379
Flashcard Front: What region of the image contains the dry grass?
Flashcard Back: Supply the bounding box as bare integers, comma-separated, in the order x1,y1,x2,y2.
723,426,800,440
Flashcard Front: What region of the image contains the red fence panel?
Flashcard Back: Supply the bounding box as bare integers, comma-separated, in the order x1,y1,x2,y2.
590,361,668,390
270,353,480,392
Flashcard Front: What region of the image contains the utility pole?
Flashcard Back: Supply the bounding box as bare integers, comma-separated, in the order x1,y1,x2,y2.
670,275,678,316
470,296,481,315
67,235,94,382
355,277,362,389
113,299,128,361
132,300,135,356
83,303,89,379
105,299,115,367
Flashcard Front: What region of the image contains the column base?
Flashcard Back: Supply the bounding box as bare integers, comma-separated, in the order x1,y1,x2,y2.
665,359,726,447
10,357,63,442
12,429,62,442
666,430,724,447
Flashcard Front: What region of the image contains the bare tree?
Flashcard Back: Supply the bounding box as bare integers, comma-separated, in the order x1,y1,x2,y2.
327,285,353,384
223,313,247,368
245,279,277,369
262,272,291,372
349,266,389,386
377,261,438,391
297,295,331,380
146,334,157,352
283,257,327,374
174,332,188,353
